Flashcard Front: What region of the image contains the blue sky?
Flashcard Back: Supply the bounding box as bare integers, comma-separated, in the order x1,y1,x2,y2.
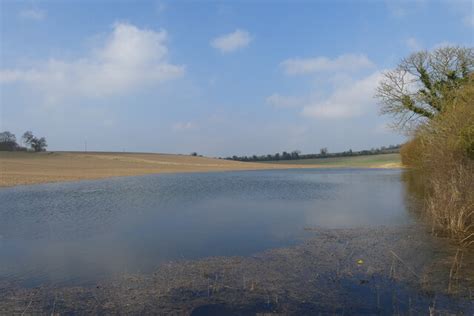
1,0,472,156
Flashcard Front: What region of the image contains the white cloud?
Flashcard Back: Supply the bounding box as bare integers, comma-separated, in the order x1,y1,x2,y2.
0,69,42,83
211,29,252,53
464,15,474,28
387,6,406,18
172,121,196,131
405,37,421,51
266,93,303,108
155,1,167,14
385,0,427,18
103,119,115,127
0,22,185,103
302,72,383,119
281,54,374,75
19,8,46,21
432,41,455,49
374,122,392,134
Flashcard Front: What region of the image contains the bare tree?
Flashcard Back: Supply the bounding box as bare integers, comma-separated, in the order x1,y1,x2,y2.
22,131,47,152
22,131,34,146
31,137,47,152
376,46,473,129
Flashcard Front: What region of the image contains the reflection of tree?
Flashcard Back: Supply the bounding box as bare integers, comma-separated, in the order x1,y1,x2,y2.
401,170,427,220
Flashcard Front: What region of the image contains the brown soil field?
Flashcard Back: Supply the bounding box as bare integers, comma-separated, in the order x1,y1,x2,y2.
0,151,402,187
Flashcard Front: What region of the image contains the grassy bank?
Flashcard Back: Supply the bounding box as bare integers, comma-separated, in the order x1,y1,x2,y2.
263,153,401,168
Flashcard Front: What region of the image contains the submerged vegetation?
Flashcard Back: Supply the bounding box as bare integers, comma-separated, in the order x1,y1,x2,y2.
1,227,472,314
377,46,474,243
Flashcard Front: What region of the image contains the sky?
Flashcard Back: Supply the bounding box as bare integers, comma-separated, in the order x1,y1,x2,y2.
0,0,473,157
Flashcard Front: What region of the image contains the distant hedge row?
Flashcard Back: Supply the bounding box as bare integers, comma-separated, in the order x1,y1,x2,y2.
224,145,400,162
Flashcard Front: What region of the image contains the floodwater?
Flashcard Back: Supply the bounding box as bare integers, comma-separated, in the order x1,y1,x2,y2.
1,169,472,314
1,169,410,287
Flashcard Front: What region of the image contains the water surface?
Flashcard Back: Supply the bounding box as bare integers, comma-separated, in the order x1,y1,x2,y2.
0,169,411,287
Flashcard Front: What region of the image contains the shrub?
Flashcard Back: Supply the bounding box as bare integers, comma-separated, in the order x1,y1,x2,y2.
400,137,424,168
401,78,474,243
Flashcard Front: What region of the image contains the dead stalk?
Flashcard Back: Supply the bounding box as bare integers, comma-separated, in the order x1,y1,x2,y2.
389,250,419,279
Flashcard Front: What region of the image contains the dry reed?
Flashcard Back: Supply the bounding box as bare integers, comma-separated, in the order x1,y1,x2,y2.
401,79,474,242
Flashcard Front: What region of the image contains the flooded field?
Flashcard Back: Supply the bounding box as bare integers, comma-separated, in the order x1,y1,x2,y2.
0,169,472,314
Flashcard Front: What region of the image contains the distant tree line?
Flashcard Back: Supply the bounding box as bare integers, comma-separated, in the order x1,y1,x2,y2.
0,131,47,152
224,144,401,162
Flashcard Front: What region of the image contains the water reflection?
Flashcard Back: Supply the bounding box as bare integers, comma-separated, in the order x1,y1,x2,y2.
0,169,412,287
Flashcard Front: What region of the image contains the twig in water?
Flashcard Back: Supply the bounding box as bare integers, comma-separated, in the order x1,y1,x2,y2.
51,295,56,316
21,298,33,316
448,248,463,294
429,296,436,316
390,256,396,279
389,250,419,279
460,233,474,247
